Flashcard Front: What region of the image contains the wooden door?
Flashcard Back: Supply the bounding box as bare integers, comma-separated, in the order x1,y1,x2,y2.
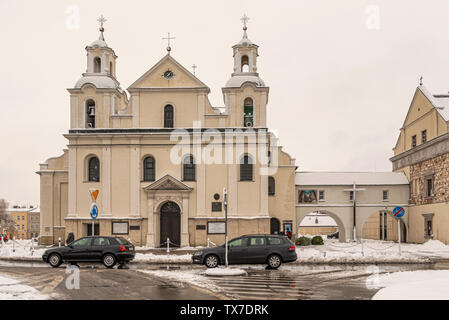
160,202,181,247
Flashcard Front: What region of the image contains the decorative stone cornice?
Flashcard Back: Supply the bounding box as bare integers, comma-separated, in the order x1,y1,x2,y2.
390,131,449,170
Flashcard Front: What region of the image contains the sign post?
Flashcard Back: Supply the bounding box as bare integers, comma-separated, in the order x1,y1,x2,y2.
223,187,228,267
89,189,100,236
393,206,405,256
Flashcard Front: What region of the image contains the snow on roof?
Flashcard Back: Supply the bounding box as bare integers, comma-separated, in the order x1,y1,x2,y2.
299,213,338,227
75,75,121,90
295,171,409,186
225,75,265,88
418,86,449,121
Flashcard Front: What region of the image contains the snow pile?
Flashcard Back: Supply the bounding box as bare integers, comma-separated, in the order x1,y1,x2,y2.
205,267,247,276
0,275,48,300
371,270,449,300
0,241,45,261
134,253,192,263
421,240,448,249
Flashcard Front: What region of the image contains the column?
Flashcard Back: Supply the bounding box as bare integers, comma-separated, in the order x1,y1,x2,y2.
102,139,111,216
146,195,155,247
68,146,77,217
181,195,190,247
197,93,205,125
132,94,139,128
130,139,140,217
70,95,78,129
259,174,269,216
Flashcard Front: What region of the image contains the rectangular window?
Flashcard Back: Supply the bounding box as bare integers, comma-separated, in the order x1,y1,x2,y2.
319,190,325,201
412,135,417,148
349,191,354,201
426,177,434,197
423,214,434,238
382,190,389,201
422,130,427,143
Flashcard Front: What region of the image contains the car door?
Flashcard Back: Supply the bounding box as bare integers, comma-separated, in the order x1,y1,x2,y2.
65,237,92,261
90,237,111,261
227,237,248,264
247,236,269,263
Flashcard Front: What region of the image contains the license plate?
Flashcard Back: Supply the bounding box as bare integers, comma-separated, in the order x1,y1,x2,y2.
129,247,134,251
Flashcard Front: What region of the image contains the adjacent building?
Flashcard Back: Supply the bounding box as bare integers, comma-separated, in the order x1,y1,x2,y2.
6,205,40,239
391,84,449,244
295,172,409,242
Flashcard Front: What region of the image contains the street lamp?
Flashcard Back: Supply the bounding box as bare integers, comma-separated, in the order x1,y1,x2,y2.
223,187,228,267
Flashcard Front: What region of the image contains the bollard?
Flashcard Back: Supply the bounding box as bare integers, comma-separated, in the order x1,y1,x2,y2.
13,240,15,253
207,237,210,248
167,237,170,254
31,238,34,256
58,237,61,247
361,240,364,257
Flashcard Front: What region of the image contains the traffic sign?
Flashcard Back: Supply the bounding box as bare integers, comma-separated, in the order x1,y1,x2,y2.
393,206,405,218
90,203,99,220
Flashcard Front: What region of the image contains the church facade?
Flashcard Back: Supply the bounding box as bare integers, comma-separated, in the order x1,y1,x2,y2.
37,18,296,246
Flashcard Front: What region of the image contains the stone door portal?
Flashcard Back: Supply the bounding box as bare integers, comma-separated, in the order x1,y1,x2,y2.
159,201,181,247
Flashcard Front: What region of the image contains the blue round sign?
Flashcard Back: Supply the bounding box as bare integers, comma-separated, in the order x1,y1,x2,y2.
393,206,405,218
90,204,98,220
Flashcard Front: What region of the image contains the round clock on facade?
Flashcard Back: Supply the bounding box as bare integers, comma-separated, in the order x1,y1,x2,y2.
163,70,174,80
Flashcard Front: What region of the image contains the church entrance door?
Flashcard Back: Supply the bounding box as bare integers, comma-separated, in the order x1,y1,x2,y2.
160,201,181,247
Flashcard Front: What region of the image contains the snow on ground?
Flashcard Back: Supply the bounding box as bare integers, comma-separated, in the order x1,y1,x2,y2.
370,270,449,300
205,267,247,276
0,240,46,261
0,275,48,300
138,269,221,293
134,253,192,263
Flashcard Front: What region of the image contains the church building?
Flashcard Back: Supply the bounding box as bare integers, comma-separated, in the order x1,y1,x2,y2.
37,16,297,246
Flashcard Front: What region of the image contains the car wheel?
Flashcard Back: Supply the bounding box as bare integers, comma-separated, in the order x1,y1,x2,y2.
267,254,282,269
48,253,62,268
204,254,219,268
102,254,117,268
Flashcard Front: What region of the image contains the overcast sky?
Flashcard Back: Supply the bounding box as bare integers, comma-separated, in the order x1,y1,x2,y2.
1,0,449,206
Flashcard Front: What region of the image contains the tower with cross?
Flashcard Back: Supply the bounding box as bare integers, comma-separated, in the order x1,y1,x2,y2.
97,15,107,41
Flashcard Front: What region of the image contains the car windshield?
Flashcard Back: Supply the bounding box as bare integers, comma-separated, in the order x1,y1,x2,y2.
115,237,130,245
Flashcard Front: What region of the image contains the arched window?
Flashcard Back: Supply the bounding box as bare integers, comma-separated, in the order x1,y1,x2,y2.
243,98,254,127
240,155,253,181
164,105,174,128
241,55,249,72
94,57,101,73
109,61,113,75
183,155,195,181
268,176,275,196
143,156,155,181
88,157,100,182
86,99,96,128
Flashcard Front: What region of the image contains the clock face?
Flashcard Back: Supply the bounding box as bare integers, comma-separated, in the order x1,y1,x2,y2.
163,70,174,80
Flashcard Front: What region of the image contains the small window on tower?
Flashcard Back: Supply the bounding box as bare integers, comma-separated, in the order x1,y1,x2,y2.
94,57,101,73
109,62,113,76
241,55,249,72
86,99,96,128
243,98,254,127
422,130,427,143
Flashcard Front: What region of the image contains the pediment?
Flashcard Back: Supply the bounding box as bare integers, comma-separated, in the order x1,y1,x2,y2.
128,54,209,90
143,174,192,191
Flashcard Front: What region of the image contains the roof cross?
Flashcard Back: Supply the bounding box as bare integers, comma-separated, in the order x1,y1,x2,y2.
162,32,176,54
97,15,107,30
192,64,197,76
241,14,250,30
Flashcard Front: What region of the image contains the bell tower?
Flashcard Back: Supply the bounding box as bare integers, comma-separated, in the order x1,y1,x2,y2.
223,14,268,128
68,16,126,129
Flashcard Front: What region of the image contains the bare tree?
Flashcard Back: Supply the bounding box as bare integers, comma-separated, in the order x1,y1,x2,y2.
0,199,15,235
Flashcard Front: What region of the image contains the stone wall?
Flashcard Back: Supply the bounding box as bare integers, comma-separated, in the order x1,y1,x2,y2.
410,152,449,205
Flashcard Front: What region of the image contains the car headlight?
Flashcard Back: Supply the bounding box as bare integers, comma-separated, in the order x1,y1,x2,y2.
194,251,203,256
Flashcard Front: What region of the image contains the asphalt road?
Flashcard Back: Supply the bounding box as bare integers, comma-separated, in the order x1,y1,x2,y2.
0,265,219,300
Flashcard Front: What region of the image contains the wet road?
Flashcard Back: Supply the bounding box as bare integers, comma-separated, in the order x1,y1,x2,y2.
0,261,444,300
0,264,219,300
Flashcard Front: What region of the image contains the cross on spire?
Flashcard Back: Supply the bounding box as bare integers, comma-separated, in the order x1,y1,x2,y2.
419,76,423,86
162,32,176,54
97,15,107,40
192,64,197,76
241,14,250,30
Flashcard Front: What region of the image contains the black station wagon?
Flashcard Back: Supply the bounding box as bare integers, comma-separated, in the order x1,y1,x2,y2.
42,236,135,268
192,234,297,269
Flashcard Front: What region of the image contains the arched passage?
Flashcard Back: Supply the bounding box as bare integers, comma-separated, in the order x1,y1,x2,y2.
297,210,346,243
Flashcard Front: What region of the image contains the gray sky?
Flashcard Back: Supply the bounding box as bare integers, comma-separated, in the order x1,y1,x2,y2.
1,0,448,206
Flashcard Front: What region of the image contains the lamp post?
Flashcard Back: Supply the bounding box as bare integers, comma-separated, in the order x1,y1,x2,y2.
223,187,228,267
